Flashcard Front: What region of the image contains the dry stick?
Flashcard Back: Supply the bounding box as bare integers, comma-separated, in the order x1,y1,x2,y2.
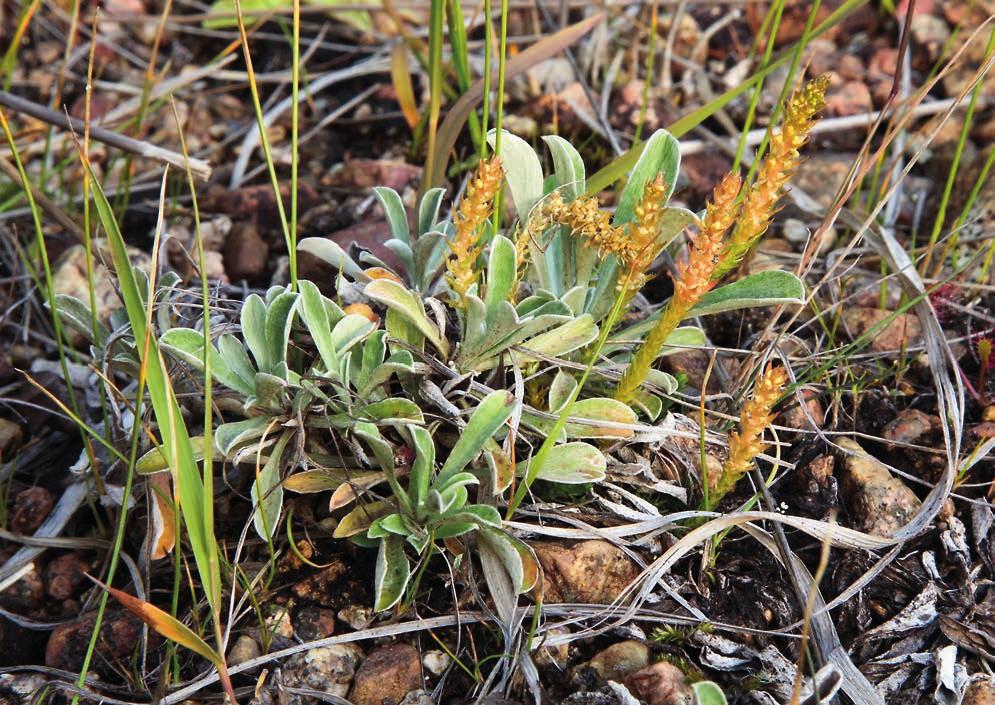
0,153,85,241
0,91,212,180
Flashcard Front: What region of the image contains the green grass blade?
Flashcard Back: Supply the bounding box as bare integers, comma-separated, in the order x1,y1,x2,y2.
83,160,222,613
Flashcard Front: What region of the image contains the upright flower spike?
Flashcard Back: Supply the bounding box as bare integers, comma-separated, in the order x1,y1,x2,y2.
712,364,788,500
446,157,504,300
622,174,671,293
614,173,742,403
716,76,828,277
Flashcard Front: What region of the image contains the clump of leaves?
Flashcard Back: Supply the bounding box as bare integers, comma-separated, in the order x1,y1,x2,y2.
138,98,820,614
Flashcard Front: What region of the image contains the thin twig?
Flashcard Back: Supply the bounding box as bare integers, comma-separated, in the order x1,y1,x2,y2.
0,91,212,180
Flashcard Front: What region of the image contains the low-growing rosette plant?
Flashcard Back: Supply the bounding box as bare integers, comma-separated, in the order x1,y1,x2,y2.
118,78,823,613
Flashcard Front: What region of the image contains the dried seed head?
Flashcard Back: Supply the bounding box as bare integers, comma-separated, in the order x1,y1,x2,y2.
446,157,504,299
717,76,828,276
714,365,789,497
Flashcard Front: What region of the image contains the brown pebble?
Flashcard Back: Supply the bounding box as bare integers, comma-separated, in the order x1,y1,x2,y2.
9,487,55,534
224,222,269,282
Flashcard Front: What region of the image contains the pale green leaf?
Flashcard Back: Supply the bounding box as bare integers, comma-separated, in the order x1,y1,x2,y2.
520,442,606,484
438,390,516,484
487,129,543,221
564,398,637,439
373,186,410,246
362,398,425,424
297,238,369,281
690,270,806,317
373,535,411,611
485,235,517,319
251,429,291,540
692,681,728,705
365,279,449,357
334,499,392,538
542,135,586,200
613,129,679,225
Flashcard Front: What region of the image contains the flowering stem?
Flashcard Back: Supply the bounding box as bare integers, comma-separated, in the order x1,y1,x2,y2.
507,278,631,518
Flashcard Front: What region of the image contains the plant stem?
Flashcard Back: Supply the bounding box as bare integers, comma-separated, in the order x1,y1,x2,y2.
423,0,445,189
508,281,629,517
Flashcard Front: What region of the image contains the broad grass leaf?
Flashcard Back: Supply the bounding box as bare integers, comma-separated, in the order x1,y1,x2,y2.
85,163,220,610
